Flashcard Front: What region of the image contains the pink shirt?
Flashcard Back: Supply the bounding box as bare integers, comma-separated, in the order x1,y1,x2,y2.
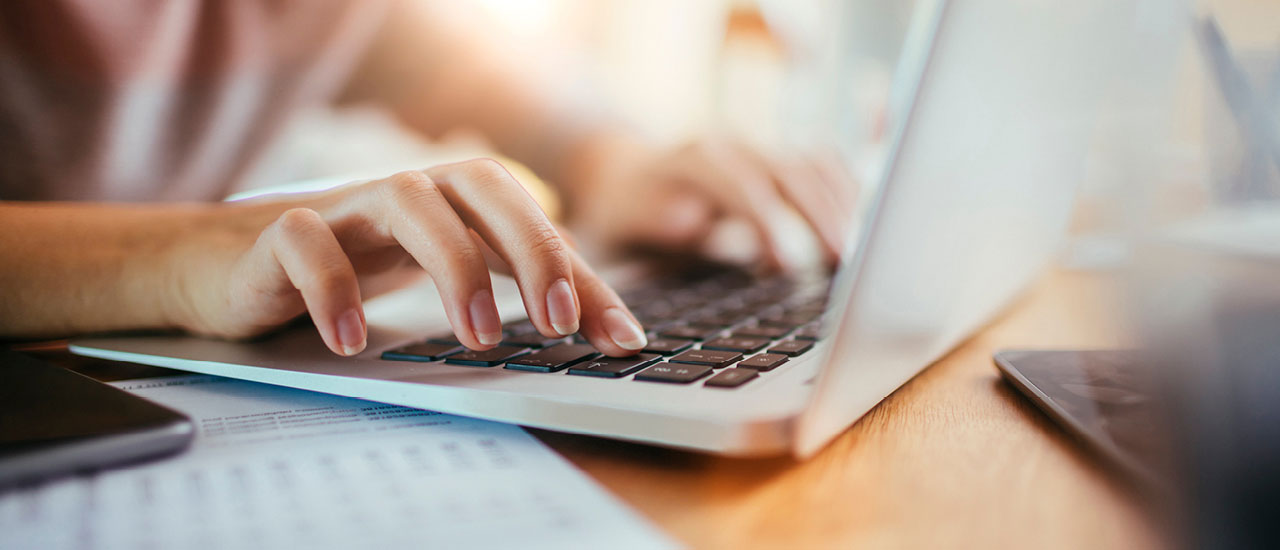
0,0,389,201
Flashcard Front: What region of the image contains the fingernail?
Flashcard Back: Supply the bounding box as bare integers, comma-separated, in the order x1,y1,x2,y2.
469,289,503,345
602,307,647,350
545,278,579,335
337,309,366,356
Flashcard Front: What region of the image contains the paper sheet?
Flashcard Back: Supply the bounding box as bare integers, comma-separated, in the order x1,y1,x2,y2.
0,375,677,550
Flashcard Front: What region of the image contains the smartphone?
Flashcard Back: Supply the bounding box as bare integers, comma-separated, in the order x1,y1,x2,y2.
0,350,194,488
994,349,1175,494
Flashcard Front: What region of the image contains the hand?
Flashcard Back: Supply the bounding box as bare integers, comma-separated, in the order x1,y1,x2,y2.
567,138,857,268
165,159,648,358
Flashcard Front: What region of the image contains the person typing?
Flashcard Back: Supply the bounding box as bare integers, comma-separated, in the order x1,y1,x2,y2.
0,1,847,357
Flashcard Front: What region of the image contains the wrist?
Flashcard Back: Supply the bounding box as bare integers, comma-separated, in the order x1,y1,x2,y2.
151,204,248,334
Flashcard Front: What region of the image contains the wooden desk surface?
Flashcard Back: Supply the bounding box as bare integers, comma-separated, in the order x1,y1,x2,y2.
535,269,1163,549
34,269,1162,549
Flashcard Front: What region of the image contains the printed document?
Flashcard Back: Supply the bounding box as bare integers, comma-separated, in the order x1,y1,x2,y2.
0,374,677,550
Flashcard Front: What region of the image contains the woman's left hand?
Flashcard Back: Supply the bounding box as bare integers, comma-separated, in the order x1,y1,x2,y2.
564,138,857,268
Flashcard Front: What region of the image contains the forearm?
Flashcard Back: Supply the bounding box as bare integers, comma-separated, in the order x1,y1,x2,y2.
0,201,256,340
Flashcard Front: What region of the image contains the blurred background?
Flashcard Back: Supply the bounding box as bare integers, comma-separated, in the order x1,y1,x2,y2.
242,0,1280,238
236,0,895,196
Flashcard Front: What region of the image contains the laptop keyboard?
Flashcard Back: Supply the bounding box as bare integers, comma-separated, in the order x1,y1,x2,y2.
381,268,831,390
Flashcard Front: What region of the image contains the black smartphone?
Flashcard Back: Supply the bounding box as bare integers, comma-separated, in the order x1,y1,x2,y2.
0,350,194,488
994,349,1176,494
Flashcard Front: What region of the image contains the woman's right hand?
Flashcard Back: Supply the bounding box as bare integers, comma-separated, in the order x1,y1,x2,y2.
164,158,648,358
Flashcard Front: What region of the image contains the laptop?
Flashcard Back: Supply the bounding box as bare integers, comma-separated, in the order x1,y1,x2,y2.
71,0,1130,457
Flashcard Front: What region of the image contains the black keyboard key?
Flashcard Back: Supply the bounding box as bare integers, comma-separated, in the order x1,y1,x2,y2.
737,353,788,371
733,325,792,339
505,344,599,373
381,342,463,362
689,312,747,327
635,309,686,324
643,320,684,334
500,333,565,348
502,320,540,335
752,304,786,320
566,354,660,378
658,324,726,341
641,338,694,355
715,306,758,320
701,336,770,353
759,311,820,326
669,349,743,368
634,363,713,384
768,340,814,357
445,346,528,367
704,368,759,388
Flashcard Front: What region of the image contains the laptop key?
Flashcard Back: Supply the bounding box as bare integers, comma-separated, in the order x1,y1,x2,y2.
760,311,819,326
659,324,726,341
426,333,463,346
445,346,528,367
669,349,743,368
641,338,694,355
505,344,599,373
502,320,540,335
688,311,745,327
704,368,759,388
733,325,792,339
634,363,714,384
500,333,565,348
567,354,660,378
381,342,463,362
737,353,788,371
768,340,814,357
701,336,770,353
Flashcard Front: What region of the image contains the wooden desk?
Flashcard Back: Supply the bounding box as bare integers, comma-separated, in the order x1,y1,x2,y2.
34,269,1161,549
535,269,1162,549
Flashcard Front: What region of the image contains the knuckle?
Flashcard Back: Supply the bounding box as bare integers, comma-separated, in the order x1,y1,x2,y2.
462,157,507,175
271,208,324,237
448,243,487,270
523,226,569,265
380,170,440,203
459,158,516,193
304,266,354,295
435,245,486,282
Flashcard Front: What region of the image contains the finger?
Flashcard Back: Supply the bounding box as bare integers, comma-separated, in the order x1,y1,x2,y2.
734,145,847,262
565,248,649,357
374,171,503,350
618,189,718,252
425,159,581,338
672,143,792,269
808,153,860,260
470,223,578,275
250,208,365,356
811,149,861,227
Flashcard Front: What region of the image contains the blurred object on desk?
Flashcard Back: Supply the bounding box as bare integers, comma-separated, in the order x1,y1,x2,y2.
1120,9,1280,549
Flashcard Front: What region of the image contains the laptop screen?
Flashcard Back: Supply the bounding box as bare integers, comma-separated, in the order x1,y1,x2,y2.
795,0,1142,456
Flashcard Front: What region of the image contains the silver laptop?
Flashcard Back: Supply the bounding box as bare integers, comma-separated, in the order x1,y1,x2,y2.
71,0,1130,457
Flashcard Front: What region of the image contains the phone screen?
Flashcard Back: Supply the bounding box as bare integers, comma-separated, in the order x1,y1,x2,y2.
0,351,193,486
994,349,1176,492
